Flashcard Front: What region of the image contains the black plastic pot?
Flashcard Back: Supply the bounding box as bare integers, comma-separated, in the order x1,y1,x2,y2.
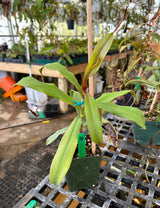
44,104,59,118
133,121,160,145
66,19,74,30
66,152,102,192
116,92,140,107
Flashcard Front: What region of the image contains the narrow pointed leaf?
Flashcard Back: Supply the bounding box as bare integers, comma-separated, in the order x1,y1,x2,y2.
96,90,135,103
124,57,141,77
44,62,83,94
84,93,103,144
46,127,68,145
82,33,113,88
16,76,74,106
49,116,82,185
97,102,146,129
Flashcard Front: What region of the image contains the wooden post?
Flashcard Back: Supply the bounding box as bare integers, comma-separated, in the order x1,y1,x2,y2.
87,0,94,97
87,0,96,154
58,77,68,113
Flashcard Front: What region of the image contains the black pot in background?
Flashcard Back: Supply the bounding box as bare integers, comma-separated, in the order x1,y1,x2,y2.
66,19,74,30
116,92,140,107
44,104,59,118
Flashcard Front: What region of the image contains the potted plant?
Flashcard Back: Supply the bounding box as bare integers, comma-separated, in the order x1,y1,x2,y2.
124,28,160,146
126,61,160,146
16,32,145,191
64,1,80,30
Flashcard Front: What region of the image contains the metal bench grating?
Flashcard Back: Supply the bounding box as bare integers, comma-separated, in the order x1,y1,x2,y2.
14,113,160,208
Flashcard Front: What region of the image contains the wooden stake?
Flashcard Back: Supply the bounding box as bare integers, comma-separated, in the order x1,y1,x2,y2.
87,0,96,154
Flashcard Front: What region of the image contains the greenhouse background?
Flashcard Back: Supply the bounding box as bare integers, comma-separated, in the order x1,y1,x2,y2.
0,1,160,208
0,0,159,49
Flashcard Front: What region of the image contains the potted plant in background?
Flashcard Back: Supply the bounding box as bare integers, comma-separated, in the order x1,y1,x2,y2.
64,1,80,30
123,19,160,146
131,66,160,146
16,31,145,192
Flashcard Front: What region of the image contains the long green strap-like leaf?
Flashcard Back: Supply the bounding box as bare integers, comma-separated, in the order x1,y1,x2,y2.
82,33,113,89
49,116,82,185
16,76,75,106
84,93,103,145
87,33,114,76
96,90,136,103
97,102,146,129
44,62,83,94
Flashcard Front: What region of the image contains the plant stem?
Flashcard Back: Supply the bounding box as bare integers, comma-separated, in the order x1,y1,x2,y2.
149,91,160,113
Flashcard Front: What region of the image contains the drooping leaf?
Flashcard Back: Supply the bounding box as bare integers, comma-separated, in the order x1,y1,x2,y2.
144,66,160,72
96,90,135,103
125,23,145,40
126,79,158,90
46,127,68,145
49,116,82,185
16,76,75,106
97,102,146,129
118,32,143,50
43,62,83,94
84,93,103,144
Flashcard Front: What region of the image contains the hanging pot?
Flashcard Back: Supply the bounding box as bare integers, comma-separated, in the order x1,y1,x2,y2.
66,150,102,192
66,19,74,30
133,121,160,146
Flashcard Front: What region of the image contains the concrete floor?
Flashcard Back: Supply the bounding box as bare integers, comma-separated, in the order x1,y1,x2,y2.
0,98,76,174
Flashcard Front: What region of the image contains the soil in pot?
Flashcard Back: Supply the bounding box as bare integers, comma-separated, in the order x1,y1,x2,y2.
66,135,102,192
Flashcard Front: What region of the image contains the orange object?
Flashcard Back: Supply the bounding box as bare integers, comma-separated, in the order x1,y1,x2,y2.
3,85,24,98
10,92,27,102
3,85,27,102
0,76,27,102
0,75,16,92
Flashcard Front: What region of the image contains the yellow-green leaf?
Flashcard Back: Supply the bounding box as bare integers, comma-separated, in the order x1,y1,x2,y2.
46,127,68,145
16,76,74,106
84,93,103,144
44,62,83,94
82,33,113,89
97,102,146,129
96,90,135,103
124,57,142,78
49,116,82,185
